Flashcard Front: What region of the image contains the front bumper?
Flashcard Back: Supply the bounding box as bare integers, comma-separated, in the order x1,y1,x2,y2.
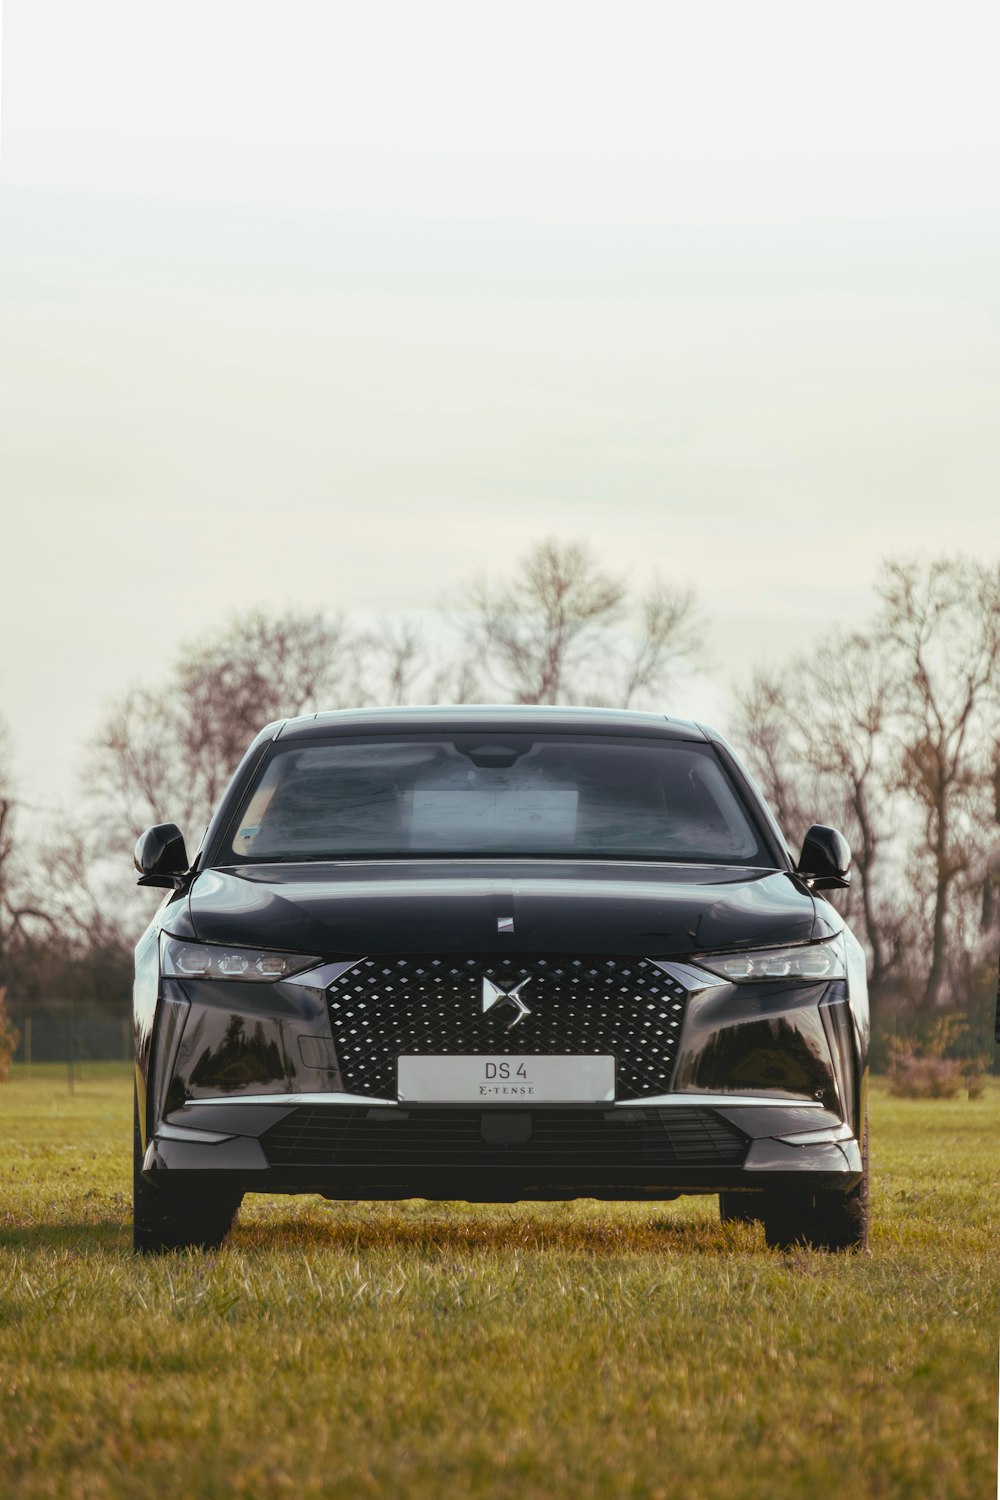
139,951,866,1203
143,1096,863,1202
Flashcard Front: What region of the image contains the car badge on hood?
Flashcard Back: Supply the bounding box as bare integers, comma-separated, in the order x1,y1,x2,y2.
482,976,532,1029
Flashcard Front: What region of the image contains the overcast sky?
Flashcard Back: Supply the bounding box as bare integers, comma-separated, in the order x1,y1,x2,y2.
1,2,998,811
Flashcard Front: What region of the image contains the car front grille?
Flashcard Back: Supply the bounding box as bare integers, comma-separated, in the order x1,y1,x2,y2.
259,1105,748,1170
326,954,689,1101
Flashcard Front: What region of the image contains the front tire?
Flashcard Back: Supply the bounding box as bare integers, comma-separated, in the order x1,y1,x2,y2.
133,1087,242,1253
759,1115,869,1252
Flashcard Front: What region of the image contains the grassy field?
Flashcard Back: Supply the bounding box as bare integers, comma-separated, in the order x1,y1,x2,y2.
0,1065,996,1500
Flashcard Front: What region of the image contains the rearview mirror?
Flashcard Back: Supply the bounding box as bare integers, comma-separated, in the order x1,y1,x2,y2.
134,823,189,888
797,824,851,890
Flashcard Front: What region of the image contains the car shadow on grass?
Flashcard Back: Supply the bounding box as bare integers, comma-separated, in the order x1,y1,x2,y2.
0,1220,128,1255
233,1207,755,1255
0,1210,762,1259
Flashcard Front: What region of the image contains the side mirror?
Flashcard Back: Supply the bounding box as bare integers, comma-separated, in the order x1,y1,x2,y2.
134,823,189,888
797,824,852,890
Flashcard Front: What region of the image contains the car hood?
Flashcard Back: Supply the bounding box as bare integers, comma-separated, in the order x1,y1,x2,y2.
176,860,830,958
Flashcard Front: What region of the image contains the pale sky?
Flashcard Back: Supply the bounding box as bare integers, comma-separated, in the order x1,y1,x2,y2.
1,2,999,811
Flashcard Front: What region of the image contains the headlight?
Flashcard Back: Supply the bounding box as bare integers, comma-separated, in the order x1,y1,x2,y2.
693,934,845,983
160,936,320,982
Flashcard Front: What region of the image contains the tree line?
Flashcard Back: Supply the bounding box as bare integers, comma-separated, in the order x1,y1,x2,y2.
0,541,997,1069
735,557,999,1065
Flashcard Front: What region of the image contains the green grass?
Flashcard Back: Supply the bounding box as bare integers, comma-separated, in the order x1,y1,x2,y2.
1,1066,997,1499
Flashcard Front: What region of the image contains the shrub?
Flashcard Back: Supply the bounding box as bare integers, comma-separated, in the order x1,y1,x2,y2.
887,1047,964,1098
887,1013,990,1099
0,987,20,1082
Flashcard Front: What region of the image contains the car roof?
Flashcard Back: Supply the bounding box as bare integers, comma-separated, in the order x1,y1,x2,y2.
273,704,709,741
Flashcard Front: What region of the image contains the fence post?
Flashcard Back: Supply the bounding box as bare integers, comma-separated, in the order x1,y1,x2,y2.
24,1015,32,1082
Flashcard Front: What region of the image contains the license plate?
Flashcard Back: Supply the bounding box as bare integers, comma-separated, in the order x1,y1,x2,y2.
397,1054,615,1104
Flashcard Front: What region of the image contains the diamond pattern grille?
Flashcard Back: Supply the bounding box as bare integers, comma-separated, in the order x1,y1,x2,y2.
326,954,689,1101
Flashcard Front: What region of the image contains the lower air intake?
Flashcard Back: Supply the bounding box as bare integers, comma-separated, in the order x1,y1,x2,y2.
260,1105,748,1170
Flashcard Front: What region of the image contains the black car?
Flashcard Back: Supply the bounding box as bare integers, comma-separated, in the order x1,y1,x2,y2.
132,706,869,1253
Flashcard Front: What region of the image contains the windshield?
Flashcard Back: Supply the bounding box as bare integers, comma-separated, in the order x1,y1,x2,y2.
225,733,764,865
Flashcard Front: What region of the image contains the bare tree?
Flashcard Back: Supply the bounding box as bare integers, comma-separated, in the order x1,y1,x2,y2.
0,719,17,982
427,653,483,707
979,740,1000,944
90,605,497,857
352,617,486,708
796,632,905,999
734,559,1000,1024
91,609,358,851
0,817,135,1026
465,537,698,706
880,558,1000,1011
618,580,700,709
466,538,625,703
0,722,54,967
733,670,813,847
733,635,906,1002
175,609,357,813
358,619,428,706
0,725,127,1042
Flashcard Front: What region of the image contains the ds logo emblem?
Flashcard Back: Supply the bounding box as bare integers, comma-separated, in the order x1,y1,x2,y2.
481,976,532,1030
